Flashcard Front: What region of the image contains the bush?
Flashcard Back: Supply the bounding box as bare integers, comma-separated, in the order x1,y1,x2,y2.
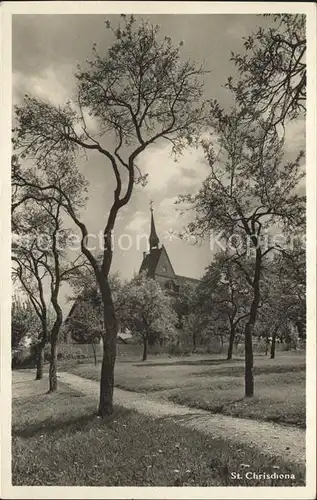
12,347,36,369
12,349,25,368
12,342,100,369
44,344,88,362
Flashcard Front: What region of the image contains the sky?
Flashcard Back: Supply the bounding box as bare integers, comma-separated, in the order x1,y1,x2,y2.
12,14,306,313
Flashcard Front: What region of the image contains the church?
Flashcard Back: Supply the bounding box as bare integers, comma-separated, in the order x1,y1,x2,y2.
65,206,199,344
139,206,199,295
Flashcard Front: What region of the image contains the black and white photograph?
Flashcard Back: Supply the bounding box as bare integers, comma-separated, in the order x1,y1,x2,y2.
1,1,316,499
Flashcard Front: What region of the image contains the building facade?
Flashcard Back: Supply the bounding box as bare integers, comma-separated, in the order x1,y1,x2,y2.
65,207,200,344
139,207,199,295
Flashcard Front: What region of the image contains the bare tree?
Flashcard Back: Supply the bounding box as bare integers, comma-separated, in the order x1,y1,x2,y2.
179,106,305,397
259,245,305,359
197,254,251,360
12,238,49,380
13,15,207,416
12,158,87,389
228,14,306,126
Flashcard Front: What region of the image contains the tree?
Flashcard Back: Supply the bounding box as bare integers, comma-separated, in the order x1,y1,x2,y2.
228,14,306,126
12,157,87,386
66,267,122,364
11,296,39,352
197,253,250,360
12,236,49,380
173,280,201,348
275,241,306,341
181,311,209,352
13,15,207,415
66,286,103,360
117,273,177,361
66,296,102,365
180,106,305,397
259,243,305,359
66,266,122,342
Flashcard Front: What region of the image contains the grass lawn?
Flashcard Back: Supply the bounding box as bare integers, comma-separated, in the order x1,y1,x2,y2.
64,351,306,428
12,373,305,486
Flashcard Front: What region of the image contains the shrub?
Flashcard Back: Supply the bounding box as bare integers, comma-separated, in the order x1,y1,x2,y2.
12,349,25,368
12,342,100,369
11,347,36,369
44,344,88,362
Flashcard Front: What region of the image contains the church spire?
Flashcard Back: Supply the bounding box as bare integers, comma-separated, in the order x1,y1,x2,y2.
149,201,159,251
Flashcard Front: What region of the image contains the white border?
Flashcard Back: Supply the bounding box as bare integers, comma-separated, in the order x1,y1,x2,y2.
1,2,316,499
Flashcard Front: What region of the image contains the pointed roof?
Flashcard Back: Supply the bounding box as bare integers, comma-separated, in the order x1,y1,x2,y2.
149,207,160,250
154,244,176,278
139,248,162,278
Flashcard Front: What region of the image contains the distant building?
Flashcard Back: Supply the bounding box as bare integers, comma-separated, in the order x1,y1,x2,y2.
139,206,200,294
65,206,200,344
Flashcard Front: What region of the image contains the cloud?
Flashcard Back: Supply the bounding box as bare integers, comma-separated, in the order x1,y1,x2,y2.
125,211,149,233
13,64,75,107
13,65,101,139
137,139,210,195
157,196,192,228
283,118,305,154
124,196,193,239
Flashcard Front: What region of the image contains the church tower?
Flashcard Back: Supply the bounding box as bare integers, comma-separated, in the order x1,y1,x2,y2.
149,204,160,251
139,203,199,291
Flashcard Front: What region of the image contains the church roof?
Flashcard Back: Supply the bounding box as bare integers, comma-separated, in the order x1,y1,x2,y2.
139,247,162,278
139,208,201,286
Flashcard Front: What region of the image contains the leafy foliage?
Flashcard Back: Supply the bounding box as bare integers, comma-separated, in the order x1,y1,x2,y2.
259,244,306,344
12,155,88,386
13,16,207,164
227,14,306,126
179,88,305,394
182,106,305,242
117,272,178,345
12,297,40,350
66,267,122,344
12,16,208,411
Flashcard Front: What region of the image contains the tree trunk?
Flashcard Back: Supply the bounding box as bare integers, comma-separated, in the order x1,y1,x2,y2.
192,331,197,352
48,314,62,393
265,336,269,356
142,335,148,361
270,327,278,359
35,342,45,380
244,248,261,398
98,274,118,417
244,322,254,396
49,340,58,392
92,342,97,366
99,337,116,416
35,322,48,380
296,320,305,340
219,335,224,352
227,325,235,360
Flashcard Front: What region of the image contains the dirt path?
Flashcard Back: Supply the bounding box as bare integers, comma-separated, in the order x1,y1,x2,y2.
58,371,305,466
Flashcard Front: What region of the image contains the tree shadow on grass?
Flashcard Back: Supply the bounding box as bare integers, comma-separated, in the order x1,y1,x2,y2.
133,358,243,368
13,406,131,439
13,412,99,439
193,363,305,378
